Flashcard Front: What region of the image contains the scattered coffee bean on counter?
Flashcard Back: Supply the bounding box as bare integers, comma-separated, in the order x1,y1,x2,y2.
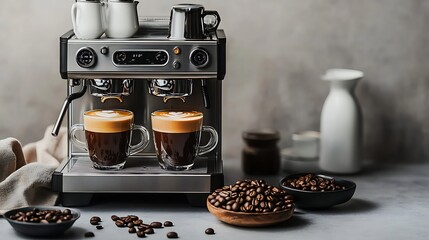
164,221,173,227
128,227,136,233
90,220,99,225
115,220,126,227
90,216,102,225
91,216,101,222
84,232,95,238
111,215,119,221
134,219,143,225
96,225,103,230
9,208,74,223
127,222,135,228
144,228,155,234
205,228,215,235
137,231,146,238
208,179,294,213
150,221,163,228
167,231,178,238
283,174,346,192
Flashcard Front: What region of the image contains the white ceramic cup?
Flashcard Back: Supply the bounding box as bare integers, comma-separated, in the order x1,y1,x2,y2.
71,0,105,39
292,131,320,159
105,0,139,38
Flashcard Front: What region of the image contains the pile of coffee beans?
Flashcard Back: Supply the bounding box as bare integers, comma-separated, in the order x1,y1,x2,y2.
208,179,294,213
8,208,73,223
283,174,346,191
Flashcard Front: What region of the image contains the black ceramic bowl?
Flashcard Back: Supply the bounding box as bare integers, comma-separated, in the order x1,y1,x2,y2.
280,173,356,209
3,206,80,237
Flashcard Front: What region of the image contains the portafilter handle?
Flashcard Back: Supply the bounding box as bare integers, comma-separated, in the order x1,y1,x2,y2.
51,81,87,136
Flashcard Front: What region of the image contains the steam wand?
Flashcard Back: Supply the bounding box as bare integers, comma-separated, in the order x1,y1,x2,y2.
51,80,87,136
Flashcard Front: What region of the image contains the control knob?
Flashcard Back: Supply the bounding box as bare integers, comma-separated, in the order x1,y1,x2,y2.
76,47,97,68
190,48,209,68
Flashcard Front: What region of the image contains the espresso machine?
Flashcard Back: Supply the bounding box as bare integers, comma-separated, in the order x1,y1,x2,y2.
51,6,226,206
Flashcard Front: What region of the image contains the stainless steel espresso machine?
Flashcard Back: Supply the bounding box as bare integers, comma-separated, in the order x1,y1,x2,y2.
51,6,226,206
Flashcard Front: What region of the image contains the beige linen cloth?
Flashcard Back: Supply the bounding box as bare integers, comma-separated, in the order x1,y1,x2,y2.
0,126,67,214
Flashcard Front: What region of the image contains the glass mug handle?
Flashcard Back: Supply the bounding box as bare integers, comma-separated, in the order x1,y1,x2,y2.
70,124,87,151
198,126,218,156
129,125,150,155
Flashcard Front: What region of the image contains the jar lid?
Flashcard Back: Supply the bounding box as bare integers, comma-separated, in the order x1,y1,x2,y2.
242,129,280,141
172,4,204,10
108,0,134,2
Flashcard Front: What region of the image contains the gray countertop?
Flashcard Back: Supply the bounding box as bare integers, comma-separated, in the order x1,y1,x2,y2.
1,161,428,240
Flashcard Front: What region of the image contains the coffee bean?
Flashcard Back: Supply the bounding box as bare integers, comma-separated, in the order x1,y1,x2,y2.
115,220,126,227
138,225,148,231
124,216,132,223
63,209,71,215
150,221,163,228
205,228,215,235
167,231,178,238
134,219,143,225
84,232,95,238
164,221,173,227
136,231,146,238
144,228,154,234
127,222,134,228
231,202,240,211
129,227,136,233
90,216,101,222
111,215,119,221
90,220,99,225
96,225,103,230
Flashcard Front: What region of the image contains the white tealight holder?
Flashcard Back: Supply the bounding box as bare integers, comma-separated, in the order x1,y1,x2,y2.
281,148,320,173
292,131,320,159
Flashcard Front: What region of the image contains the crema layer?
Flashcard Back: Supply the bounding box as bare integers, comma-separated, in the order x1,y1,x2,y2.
84,109,133,133
151,110,203,133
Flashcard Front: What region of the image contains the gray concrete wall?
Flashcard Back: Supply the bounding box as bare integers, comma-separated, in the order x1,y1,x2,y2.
1,0,428,162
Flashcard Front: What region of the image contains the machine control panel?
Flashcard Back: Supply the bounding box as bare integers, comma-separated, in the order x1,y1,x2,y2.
76,47,97,68
113,50,169,66
65,36,223,79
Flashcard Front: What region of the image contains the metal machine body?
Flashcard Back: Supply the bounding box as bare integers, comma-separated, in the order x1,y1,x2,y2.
52,20,226,206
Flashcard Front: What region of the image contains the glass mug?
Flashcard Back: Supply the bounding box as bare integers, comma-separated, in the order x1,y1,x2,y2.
70,109,150,170
151,110,218,171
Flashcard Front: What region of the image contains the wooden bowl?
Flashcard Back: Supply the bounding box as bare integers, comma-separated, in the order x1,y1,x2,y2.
207,200,294,227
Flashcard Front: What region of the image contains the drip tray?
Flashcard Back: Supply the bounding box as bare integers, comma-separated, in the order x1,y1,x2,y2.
54,156,220,193
68,157,209,174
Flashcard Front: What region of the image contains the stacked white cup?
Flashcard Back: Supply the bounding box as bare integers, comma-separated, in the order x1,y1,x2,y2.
281,131,320,173
71,0,139,39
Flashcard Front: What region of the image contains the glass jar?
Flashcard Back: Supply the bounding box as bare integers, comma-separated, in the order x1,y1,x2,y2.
242,130,280,175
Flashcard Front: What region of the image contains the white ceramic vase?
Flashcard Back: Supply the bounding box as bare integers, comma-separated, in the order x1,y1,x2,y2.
319,69,363,174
